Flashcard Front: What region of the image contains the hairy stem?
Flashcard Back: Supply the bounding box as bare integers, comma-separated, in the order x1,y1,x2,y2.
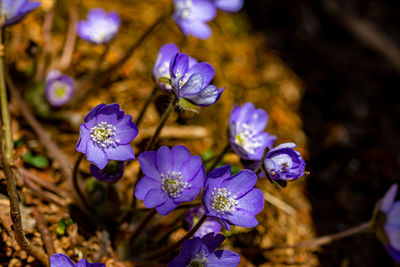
141,214,207,260
129,208,157,244
145,94,177,151
206,143,231,173
243,221,371,254
72,153,89,210
135,86,158,127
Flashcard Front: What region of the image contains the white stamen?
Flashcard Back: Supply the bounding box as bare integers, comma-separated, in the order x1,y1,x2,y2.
175,0,194,20
90,121,119,148
161,171,191,198
234,123,263,154
187,250,208,267
211,188,239,213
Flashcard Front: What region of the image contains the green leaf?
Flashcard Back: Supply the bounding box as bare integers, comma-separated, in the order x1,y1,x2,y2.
158,77,171,84
202,149,214,161
178,98,200,113
22,152,49,169
56,219,66,235
56,218,73,235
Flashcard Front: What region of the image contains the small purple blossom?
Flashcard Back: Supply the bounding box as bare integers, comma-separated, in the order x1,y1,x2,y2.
1,0,40,27
90,160,124,182
168,232,240,267
378,184,400,261
170,52,224,107
229,102,277,161
76,103,138,170
45,70,75,107
153,43,198,92
185,206,222,237
263,142,306,182
50,253,104,267
135,146,205,216
212,0,244,12
203,165,264,230
173,0,217,39
77,8,120,45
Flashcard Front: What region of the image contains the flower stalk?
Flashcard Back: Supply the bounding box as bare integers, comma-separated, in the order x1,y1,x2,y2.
243,221,371,253
141,214,207,261
144,94,177,151
135,86,158,127
206,143,230,173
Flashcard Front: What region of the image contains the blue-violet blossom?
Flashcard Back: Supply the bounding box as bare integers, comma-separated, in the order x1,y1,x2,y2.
168,232,240,267
1,0,40,27
229,102,276,161
170,52,224,106
263,142,306,182
212,0,244,12
50,253,104,267
135,146,205,215
172,0,217,39
153,43,197,92
378,184,400,261
203,165,264,230
76,103,138,169
77,8,120,45
185,206,222,237
45,70,75,107
90,160,124,182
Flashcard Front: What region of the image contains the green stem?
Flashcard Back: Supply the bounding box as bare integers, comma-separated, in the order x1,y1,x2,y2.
144,94,177,151
141,214,207,261
206,143,231,173
136,86,158,127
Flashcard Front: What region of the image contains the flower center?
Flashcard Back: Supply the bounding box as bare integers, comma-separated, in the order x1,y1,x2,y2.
50,81,70,100
234,123,262,154
161,171,191,198
211,188,239,213
175,0,193,20
90,121,119,148
187,251,208,267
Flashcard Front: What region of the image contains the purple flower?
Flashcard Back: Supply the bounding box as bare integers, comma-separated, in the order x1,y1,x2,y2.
168,232,240,267
76,103,138,170
135,146,205,216
153,43,198,92
229,102,277,161
1,0,40,27
50,253,104,267
212,0,244,12
263,142,306,182
45,70,75,107
77,8,120,45
203,165,264,230
172,0,217,39
90,160,124,182
170,52,224,107
185,206,222,237
378,184,400,261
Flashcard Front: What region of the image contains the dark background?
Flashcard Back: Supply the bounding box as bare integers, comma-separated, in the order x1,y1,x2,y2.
246,1,400,266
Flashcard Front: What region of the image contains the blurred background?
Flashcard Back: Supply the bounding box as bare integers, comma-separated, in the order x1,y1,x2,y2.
246,0,400,266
